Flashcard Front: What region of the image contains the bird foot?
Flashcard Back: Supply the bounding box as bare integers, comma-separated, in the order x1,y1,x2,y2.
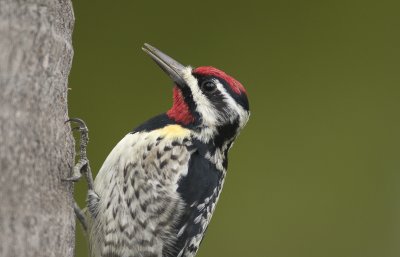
63,118,95,231
62,118,92,188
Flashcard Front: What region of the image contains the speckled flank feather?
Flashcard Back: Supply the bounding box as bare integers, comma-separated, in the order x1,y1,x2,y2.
89,125,193,257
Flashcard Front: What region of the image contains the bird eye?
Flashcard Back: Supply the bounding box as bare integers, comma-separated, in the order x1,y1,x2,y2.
201,81,217,93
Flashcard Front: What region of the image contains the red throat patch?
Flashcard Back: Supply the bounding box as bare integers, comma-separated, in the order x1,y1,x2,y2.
194,66,246,95
167,86,195,125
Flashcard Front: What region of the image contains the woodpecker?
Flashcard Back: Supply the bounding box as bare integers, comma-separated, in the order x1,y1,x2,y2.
66,44,250,257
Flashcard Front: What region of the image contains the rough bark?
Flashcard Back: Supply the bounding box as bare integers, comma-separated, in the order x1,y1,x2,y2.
0,1,75,257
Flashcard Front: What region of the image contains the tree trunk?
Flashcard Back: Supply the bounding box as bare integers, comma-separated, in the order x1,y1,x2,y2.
0,1,76,257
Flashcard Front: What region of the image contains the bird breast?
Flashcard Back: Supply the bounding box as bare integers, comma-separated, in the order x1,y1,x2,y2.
89,126,194,257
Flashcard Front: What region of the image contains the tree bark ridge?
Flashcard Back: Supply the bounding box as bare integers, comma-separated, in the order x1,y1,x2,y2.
0,1,75,256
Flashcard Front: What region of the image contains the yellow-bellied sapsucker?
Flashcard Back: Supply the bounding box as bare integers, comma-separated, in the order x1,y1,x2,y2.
65,44,250,257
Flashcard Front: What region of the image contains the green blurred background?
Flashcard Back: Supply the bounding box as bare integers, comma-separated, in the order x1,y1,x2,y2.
69,0,400,256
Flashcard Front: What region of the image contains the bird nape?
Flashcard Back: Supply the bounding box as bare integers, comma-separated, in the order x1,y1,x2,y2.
65,43,250,257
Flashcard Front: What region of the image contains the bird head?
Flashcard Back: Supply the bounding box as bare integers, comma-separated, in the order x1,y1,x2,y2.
142,43,249,143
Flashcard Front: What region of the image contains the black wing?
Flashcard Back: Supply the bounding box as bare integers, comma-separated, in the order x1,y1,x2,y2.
164,142,225,257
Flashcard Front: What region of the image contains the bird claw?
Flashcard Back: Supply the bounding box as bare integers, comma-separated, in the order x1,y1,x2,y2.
63,118,94,190
62,174,82,182
65,118,88,131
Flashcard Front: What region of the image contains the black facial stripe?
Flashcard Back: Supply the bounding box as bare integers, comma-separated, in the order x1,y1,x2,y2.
218,77,249,111
193,75,229,116
179,85,196,111
193,74,249,111
195,76,226,106
178,84,201,126
209,90,229,114
203,86,230,119
214,118,240,150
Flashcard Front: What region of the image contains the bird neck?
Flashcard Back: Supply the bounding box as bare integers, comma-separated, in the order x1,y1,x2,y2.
193,118,240,146
167,87,195,126
191,119,241,171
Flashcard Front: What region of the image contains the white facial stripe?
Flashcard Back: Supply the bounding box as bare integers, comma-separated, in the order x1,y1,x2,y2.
215,80,249,128
182,67,219,126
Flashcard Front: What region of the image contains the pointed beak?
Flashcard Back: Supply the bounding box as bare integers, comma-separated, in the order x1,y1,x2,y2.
142,43,187,88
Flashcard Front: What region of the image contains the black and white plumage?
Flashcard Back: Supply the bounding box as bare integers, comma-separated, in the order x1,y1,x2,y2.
81,44,250,257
